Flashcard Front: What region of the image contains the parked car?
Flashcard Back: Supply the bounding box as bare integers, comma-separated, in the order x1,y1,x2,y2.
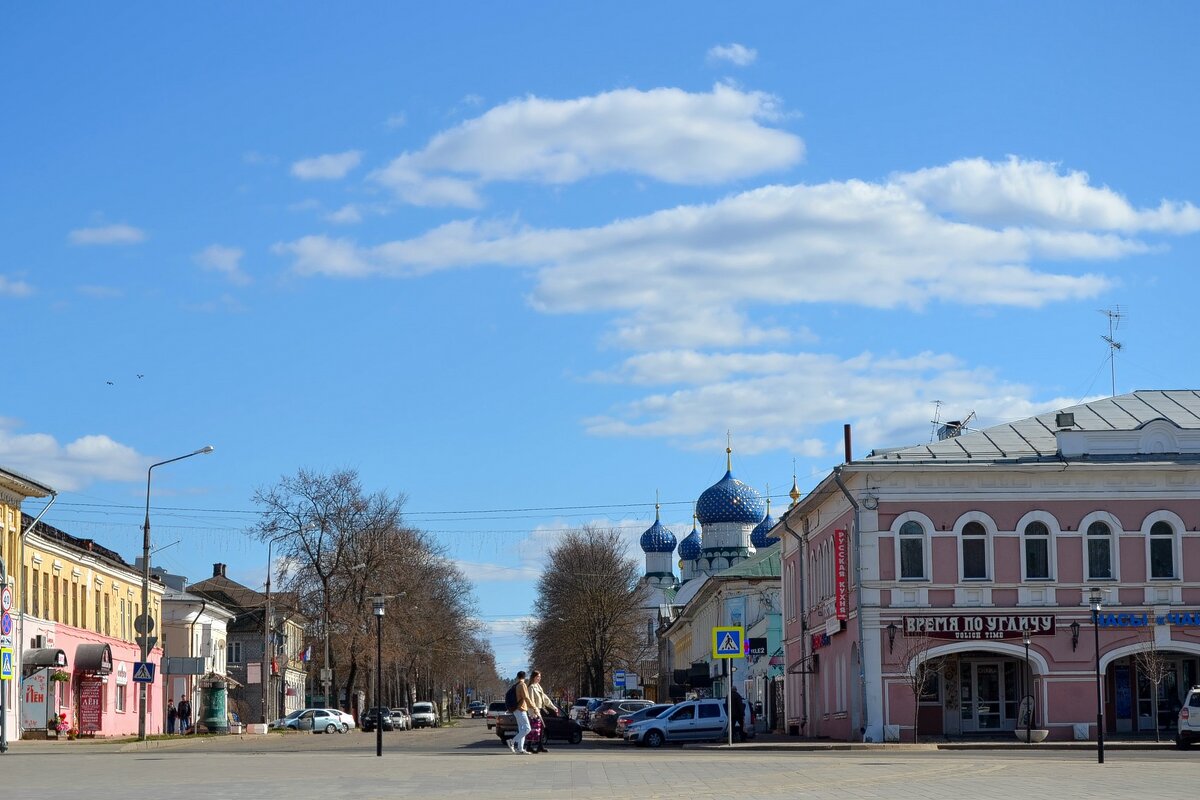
280,708,353,734
580,698,609,730
494,712,583,745
625,699,728,747
485,701,508,730
1177,685,1200,748
391,708,411,730
615,703,673,739
589,699,655,738
569,697,601,726
411,701,439,728
360,706,395,732
468,701,487,718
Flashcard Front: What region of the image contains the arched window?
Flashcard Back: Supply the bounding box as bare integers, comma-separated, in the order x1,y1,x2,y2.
962,521,988,580
1023,521,1052,580
1086,521,1114,580
1150,520,1176,579
899,520,926,580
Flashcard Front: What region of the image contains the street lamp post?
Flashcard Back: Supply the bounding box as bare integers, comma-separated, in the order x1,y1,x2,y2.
262,533,290,725
139,445,214,742
373,595,385,757
1089,587,1105,764
1021,625,1032,744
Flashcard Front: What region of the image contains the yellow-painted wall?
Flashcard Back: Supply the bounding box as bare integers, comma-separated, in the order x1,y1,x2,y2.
21,532,163,644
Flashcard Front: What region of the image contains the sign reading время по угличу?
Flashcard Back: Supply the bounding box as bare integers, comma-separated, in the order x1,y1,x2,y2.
903,614,1055,640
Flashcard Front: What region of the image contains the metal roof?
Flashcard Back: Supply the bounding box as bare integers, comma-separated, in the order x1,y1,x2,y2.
864,390,1200,465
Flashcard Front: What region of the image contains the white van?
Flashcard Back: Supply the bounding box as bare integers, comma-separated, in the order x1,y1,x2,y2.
411,701,439,728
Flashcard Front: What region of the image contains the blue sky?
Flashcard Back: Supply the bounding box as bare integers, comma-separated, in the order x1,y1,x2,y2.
3,3,1199,674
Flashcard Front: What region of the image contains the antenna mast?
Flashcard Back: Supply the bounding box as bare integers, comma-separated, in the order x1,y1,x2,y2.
929,400,944,443
1100,306,1124,396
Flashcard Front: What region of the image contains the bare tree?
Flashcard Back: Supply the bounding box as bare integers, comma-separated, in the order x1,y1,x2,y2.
528,526,650,697
898,634,942,743
1134,633,1171,741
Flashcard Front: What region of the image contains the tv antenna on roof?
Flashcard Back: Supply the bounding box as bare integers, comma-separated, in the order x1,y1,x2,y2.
1100,306,1124,396
929,400,944,443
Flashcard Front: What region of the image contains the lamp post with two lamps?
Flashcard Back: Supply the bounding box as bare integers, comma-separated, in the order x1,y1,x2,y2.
139,445,214,742
262,533,291,725
1089,586,1105,764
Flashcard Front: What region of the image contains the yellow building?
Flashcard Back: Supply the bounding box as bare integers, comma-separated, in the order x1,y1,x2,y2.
19,514,166,737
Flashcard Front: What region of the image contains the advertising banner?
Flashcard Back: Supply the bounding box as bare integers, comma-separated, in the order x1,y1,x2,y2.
833,529,848,621
21,668,49,730
79,679,104,734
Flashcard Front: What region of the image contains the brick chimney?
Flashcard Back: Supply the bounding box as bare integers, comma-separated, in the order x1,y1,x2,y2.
213,563,227,578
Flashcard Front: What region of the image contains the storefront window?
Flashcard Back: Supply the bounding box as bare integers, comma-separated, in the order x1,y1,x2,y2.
1023,522,1051,580
962,522,988,580
1150,521,1175,579
1087,521,1113,579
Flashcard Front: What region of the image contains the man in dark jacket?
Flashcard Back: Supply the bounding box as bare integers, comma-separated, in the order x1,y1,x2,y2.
731,688,746,742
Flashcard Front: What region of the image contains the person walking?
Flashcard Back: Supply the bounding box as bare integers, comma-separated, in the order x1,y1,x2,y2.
527,670,558,753
509,671,532,755
177,694,192,734
166,700,177,734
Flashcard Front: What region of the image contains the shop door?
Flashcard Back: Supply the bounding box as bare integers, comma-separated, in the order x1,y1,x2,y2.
960,662,1005,732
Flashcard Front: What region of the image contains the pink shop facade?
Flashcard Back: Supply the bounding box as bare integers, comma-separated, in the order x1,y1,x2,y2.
780,392,1200,742
21,616,163,738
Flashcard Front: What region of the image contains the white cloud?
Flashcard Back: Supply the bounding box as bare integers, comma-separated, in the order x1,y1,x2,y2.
707,43,758,67
384,112,407,129
0,276,34,297
194,244,250,285
290,150,363,180
278,158,1148,345
896,157,1200,234
68,224,146,245
325,204,363,225
0,422,148,491
371,84,802,206
583,349,1079,456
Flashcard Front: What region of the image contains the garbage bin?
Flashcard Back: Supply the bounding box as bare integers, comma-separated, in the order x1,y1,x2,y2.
198,677,229,734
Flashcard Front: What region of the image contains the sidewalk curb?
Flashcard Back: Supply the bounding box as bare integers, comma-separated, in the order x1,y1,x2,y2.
683,741,1179,752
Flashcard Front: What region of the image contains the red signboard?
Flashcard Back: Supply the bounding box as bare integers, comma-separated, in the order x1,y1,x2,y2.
79,679,103,734
833,529,848,621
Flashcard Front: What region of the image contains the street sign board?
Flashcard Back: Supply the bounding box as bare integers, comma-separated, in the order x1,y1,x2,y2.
135,635,158,650
132,662,156,683
164,657,205,675
0,585,11,612
0,647,12,680
134,613,155,634
712,626,743,659
613,670,626,687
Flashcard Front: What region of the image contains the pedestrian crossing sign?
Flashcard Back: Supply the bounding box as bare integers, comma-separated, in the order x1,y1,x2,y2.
132,661,156,683
712,626,743,659
0,647,12,680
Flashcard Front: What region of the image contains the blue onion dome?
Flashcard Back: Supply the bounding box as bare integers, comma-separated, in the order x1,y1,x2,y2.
751,497,778,548
696,453,766,524
639,504,677,553
679,518,702,561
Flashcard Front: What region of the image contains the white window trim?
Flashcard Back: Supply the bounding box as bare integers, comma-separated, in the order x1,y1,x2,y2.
1078,511,1122,582
1016,510,1059,582
954,511,996,583
1142,510,1184,582
891,511,934,582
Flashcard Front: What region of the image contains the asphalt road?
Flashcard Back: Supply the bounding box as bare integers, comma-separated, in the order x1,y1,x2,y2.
3,718,1197,799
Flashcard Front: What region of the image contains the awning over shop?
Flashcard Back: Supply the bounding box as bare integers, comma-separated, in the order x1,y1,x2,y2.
23,648,68,669
75,643,113,675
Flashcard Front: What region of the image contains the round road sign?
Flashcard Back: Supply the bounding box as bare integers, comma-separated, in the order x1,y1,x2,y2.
134,613,155,634
0,585,11,613
1,612,10,637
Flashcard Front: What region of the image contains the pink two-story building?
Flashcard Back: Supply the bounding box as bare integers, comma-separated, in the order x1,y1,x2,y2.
780,391,1200,742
